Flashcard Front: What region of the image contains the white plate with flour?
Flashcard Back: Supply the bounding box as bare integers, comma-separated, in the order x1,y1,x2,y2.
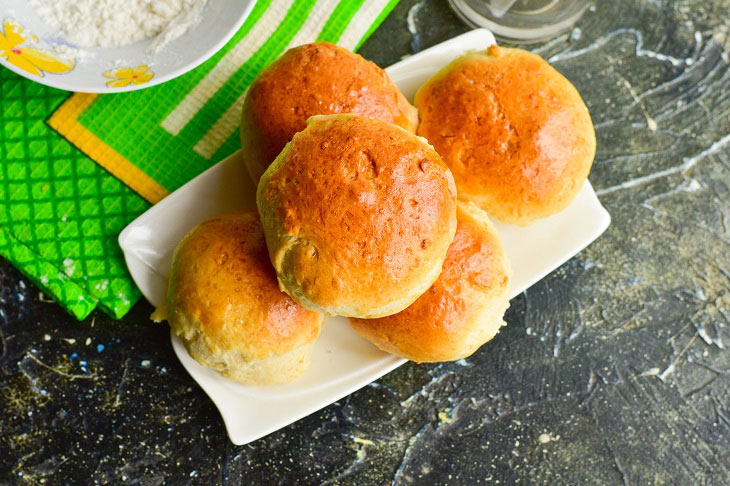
0,0,257,92
119,29,611,445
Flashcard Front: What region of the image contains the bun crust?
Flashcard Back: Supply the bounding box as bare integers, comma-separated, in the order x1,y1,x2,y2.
242,42,418,183
349,201,511,362
415,45,596,225
257,114,458,318
155,210,324,385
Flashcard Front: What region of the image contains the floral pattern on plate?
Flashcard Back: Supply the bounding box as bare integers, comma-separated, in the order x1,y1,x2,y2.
103,65,154,88
0,20,73,77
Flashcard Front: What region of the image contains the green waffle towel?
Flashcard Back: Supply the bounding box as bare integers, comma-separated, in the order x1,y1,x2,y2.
0,69,149,319
1,0,400,320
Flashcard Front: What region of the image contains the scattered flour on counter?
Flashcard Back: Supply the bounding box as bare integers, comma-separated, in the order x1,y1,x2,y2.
538,433,559,444
28,0,207,53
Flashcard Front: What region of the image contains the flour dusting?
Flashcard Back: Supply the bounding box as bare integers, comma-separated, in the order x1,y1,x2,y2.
29,0,207,53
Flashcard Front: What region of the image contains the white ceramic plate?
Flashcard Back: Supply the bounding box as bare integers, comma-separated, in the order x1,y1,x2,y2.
119,29,610,445
0,0,257,92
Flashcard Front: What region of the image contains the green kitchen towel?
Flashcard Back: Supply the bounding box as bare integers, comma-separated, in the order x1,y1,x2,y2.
0,67,149,320
49,0,401,203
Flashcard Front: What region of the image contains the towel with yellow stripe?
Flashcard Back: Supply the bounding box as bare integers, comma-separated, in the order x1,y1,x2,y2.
50,0,400,204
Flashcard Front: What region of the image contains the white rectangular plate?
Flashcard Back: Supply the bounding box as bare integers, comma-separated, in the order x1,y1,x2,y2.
119,29,610,445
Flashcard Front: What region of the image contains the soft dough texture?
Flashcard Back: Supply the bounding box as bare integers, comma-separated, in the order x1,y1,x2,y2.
152,210,325,385
415,45,596,225
241,42,418,183
257,114,458,318
349,201,512,362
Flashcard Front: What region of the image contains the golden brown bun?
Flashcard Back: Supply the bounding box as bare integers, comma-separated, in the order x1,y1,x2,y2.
349,201,511,362
257,114,458,318
415,45,596,225
152,210,325,385
241,42,418,183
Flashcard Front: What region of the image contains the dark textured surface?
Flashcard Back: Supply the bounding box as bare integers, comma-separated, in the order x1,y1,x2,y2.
2,0,730,483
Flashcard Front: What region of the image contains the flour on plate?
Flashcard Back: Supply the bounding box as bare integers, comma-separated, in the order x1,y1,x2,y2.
29,0,207,53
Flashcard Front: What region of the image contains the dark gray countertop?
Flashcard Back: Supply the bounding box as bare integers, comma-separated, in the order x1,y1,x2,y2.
2,0,729,484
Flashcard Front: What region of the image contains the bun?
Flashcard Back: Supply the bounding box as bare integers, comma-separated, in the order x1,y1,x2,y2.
257,114,457,318
415,45,595,225
152,210,324,385
241,42,418,183
349,201,511,362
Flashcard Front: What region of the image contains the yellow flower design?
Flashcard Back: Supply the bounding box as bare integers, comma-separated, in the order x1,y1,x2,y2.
103,65,154,88
0,21,73,77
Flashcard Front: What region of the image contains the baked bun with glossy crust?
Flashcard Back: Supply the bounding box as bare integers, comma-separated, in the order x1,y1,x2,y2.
257,114,457,318
415,45,596,225
349,201,511,362
241,42,418,183
151,210,325,385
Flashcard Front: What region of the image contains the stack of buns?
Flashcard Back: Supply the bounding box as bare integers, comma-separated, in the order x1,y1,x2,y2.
153,42,595,384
